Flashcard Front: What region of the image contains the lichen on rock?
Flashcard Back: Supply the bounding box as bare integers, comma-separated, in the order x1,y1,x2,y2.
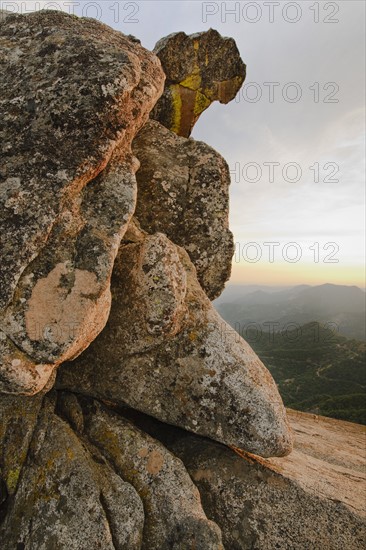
0,394,145,550
57,232,293,458
0,10,165,394
151,29,246,137
133,120,234,300
0,10,360,550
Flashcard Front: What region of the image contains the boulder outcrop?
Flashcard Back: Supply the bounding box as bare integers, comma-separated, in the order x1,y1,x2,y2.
114,407,366,550
167,410,366,549
1,390,363,549
133,120,233,299
0,394,145,550
57,231,292,458
81,399,223,549
1,10,361,550
0,392,223,550
151,29,246,137
0,10,165,394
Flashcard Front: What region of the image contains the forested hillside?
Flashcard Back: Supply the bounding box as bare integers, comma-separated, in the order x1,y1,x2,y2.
246,322,366,424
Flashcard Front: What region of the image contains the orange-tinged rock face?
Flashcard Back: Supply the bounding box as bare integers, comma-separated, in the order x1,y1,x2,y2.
0,332,54,395
165,410,366,550
0,10,165,395
0,15,361,550
25,264,102,345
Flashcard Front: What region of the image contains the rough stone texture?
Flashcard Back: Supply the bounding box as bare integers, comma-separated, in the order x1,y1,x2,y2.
0,330,55,395
0,392,44,505
133,120,233,300
81,400,223,550
58,232,292,458
2,16,357,549
0,11,165,395
1,392,364,549
0,393,223,549
159,410,366,550
151,29,246,137
0,396,145,550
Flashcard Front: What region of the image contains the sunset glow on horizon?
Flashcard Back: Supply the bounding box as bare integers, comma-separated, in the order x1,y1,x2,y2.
230,261,365,288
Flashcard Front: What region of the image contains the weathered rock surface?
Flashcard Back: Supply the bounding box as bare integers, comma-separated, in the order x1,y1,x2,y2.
0,392,223,549
151,29,246,137
0,392,44,504
3,14,355,550
125,408,366,550
81,399,223,549
133,120,233,299
58,232,292,458
0,11,165,394
1,389,364,549
0,395,145,550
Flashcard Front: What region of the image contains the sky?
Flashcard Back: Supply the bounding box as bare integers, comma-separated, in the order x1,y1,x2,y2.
3,0,365,287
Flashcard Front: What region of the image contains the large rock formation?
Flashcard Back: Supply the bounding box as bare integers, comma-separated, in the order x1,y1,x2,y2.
1,396,145,550
1,390,363,549
0,392,222,549
81,400,223,549
57,230,292,458
170,412,366,549
133,120,233,299
1,9,363,550
0,11,164,394
151,29,246,137
118,408,366,550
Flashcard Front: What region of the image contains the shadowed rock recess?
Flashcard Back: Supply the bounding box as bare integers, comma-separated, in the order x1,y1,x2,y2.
0,10,364,550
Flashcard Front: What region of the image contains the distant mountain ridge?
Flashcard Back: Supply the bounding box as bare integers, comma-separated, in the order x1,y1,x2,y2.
215,283,366,341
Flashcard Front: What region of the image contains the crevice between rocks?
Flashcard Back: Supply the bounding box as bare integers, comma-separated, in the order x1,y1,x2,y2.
98,492,119,550
54,391,149,546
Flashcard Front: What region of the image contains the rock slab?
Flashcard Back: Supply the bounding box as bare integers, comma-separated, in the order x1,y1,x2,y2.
125,408,366,550
0,392,223,550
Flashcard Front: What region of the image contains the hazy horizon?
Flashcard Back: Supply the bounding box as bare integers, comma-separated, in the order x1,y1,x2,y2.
222,281,366,289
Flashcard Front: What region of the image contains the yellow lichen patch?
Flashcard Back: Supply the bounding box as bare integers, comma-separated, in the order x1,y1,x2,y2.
180,71,202,91
193,90,211,117
6,467,21,493
169,84,183,134
179,40,202,92
92,424,123,460
189,331,197,341
66,447,75,461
